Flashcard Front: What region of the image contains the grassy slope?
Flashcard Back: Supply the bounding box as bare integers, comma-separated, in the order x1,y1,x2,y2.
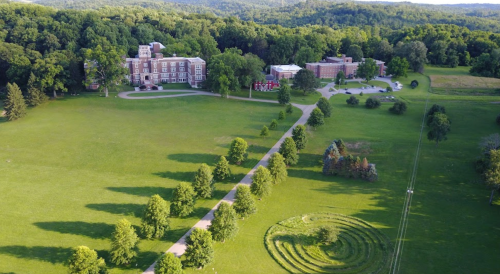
0,94,299,274
128,92,192,97
231,89,322,105
185,69,500,273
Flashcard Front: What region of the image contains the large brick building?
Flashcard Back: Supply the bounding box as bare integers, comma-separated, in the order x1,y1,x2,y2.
125,42,206,88
306,55,384,79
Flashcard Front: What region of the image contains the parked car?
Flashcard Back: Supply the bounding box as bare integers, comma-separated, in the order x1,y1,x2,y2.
379,90,385,93
345,91,352,94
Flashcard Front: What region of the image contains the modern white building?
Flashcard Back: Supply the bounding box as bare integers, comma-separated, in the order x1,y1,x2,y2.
270,64,303,79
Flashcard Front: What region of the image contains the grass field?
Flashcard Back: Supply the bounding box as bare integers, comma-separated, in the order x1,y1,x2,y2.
182,69,500,274
1,66,500,274
0,94,299,274
426,65,500,96
231,89,322,105
128,92,193,97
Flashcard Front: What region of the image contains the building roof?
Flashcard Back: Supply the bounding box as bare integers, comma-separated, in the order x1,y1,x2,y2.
271,64,302,72
149,42,166,50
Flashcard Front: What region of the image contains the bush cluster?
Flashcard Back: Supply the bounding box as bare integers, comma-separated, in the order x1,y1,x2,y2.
322,140,378,182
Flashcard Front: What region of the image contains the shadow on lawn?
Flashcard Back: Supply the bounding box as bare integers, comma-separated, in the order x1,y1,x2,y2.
34,221,114,239
107,186,173,198
86,203,144,218
153,171,195,182
168,153,219,164
0,245,72,264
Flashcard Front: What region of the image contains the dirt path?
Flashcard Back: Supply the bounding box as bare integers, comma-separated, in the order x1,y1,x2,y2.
119,89,325,274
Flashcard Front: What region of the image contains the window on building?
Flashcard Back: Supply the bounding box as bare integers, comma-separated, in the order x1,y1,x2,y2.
153,63,157,68
195,75,202,80
195,69,202,75
162,68,167,72
162,62,167,67
153,74,158,79
171,67,176,72
170,62,176,67
144,68,149,73
180,67,185,72
172,78,176,83
134,64,138,68
195,64,202,69
135,75,140,79
154,69,157,73
179,62,185,66
144,63,148,68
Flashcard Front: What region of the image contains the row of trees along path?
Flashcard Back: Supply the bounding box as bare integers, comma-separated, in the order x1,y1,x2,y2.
119,87,334,274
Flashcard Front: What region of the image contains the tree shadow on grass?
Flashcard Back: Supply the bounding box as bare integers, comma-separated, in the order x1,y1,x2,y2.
294,153,324,168
168,153,219,164
107,186,173,199
33,221,114,239
153,171,195,182
86,203,144,218
0,245,72,264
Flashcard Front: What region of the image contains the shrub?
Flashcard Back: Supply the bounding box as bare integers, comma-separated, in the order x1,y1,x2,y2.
285,103,293,115
260,125,269,138
389,101,407,115
346,95,359,106
359,91,364,96
317,226,340,244
269,119,278,130
387,86,393,92
411,80,419,89
365,97,381,109
278,110,286,120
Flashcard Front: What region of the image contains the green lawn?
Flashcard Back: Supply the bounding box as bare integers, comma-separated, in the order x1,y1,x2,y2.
184,70,500,274
231,89,322,105
128,92,193,97
160,83,192,90
424,65,471,76
0,94,299,274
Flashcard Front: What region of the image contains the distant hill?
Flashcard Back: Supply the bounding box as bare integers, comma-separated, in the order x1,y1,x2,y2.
32,0,500,32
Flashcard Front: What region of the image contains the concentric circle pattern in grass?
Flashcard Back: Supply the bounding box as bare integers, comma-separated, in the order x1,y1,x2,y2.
265,213,393,274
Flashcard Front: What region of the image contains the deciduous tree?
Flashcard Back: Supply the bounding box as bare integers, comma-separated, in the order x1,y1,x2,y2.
110,219,139,265
427,112,451,146
335,70,346,85
233,185,257,218
292,124,307,152
84,44,128,97
356,58,379,82
286,103,293,115
346,44,363,62
268,152,287,184
346,95,359,106
154,253,183,274
208,202,238,242
307,107,325,129
279,137,299,166
184,228,214,269
170,182,196,217
365,97,381,109
228,137,248,165
260,125,269,138
250,166,273,198
193,164,214,198
485,150,500,205
316,97,332,118
277,83,291,105
389,100,407,115
269,119,278,130
4,82,27,121
213,156,231,181
141,194,170,239
68,246,107,274
278,110,286,120
294,69,319,95
386,56,409,78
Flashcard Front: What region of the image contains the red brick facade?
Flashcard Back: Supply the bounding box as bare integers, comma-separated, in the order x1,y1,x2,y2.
306,55,384,79
125,43,206,88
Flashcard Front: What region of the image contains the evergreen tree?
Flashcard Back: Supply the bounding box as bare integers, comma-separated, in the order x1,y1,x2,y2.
279,137,299,166
110,219,139,265
68,246,107,274
335,139,348,156
268,152,288,184
154,253,184,274
233,185,257,218
278,110,286,120
269,119,278,130
316,97,333,118
208,202,239,242
4,82,27,121
193,164,214,198
26,72,48,107
250,166,273,198
292,125,307,152
213,156,231,181
260,125,269,138
277,84,291,105
170,182,196,217
141,194,170,239
228,137,248,165
307,107,325,129
285,103,293,115
184,228,214,269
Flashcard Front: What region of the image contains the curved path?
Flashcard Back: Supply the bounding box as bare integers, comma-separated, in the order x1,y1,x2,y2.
119,88,333,273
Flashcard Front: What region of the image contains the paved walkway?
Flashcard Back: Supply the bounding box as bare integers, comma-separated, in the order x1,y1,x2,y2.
120,88,322,274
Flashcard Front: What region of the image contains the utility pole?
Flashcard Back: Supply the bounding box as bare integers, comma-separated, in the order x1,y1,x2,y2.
282,0,284,7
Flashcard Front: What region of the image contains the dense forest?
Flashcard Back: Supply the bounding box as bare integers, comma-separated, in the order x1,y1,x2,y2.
1,1,500,95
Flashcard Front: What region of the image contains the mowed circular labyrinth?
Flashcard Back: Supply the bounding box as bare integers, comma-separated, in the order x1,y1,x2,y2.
265,213,392,274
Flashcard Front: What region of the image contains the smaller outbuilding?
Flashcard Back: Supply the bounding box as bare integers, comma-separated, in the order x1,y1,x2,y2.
270,64,303,80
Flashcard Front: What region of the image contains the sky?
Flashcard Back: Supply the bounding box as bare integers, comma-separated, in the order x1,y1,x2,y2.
357,0,500,4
